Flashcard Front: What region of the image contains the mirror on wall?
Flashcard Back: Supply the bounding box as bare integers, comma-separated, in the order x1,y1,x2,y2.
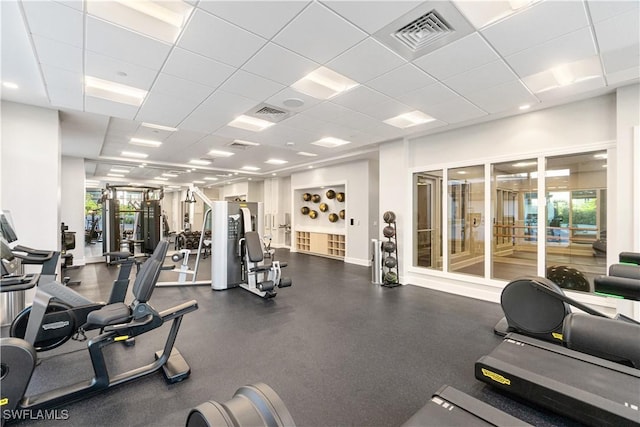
413,172,443,270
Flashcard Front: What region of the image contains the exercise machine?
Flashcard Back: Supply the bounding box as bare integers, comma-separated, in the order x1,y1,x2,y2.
401,385,531,427
187,383,296,427
239,230,292,298
0,240,198,426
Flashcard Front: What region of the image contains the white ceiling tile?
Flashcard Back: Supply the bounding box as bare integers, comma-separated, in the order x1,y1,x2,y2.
220,70,286,103
198,1,310,39
162,48,236,89
359,98,415,121
22,0,83,48
178,9,266,67
211,125,261,141
506,27,597,78
534,76,606,102
601,45,640,75
179,90,257,134
444,60,517,95
54,1,83,11
86,17,172,69
85,96,139,120
279,112,332,135
463,80,539,114
413,33,499,80
85,51,158,91
32,35,82,73
242,43,319,86
47,76,83,110
481,1,590,56
593,10,640,52
587,0,639,23
41,64,82,92
605,64,640,85
272,2,367,63
320,1,423,34
327,38,405,83
397,83,461,112
367,64,436,98
151,73,213,104
424,97,487,124
330,86,390,112
265,87,324,112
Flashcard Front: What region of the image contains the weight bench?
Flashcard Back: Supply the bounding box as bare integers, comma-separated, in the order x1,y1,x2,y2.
239,231,291,299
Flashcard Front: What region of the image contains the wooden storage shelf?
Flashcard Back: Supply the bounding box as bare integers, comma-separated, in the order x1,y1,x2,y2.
296,231,310,251
296,231,345,259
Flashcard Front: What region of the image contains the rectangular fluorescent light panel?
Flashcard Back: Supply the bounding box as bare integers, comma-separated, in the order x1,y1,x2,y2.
154,176,169,181
162,173,178,178
208,149,235,158
110,168,130,173
228,115,275,132
523,56,602,94
232,139,260,147
189,159,211,165
204,177,219,181
193,180,206,184
383,111,436,128
291,66,358,100
265,159,288,165
311,137,351,148
241,166,261,171
142,122,178,132
85,76,147,107
297,151,318,157
130,137,162,147
121,151,149,159
107,173,124,177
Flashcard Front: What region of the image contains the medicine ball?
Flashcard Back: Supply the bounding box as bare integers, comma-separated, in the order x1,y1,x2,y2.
384,271,398,284
319,203,328,212
382,241,396,253
301,206,310,215
339,209,345,220
326,189,336,199
336,192,345,202
384,256,397,268
328,213,338,223
383,211,396,223
546,265,590,292
303,193,311,201
312,194,321,203
383,226,395,238
309,210,318,219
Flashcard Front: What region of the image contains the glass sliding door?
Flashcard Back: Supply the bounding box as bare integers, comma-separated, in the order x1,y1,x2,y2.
413,171,442,270
491,160,538,280
447,165,484,277
545,151,607,292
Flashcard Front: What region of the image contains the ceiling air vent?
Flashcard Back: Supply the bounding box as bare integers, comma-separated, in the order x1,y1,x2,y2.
255,106,287,116
245,103,294,123
373,1,474,61
228,139,260,149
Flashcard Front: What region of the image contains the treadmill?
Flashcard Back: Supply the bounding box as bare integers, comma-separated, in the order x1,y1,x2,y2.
401,385,531,427
476,333,640,427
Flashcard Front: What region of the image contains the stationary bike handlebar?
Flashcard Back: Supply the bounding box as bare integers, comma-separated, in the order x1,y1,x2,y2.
12,245,57,263
12,245,54,257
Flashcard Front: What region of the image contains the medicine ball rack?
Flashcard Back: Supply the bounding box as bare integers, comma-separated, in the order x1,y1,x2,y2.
381,211,400,288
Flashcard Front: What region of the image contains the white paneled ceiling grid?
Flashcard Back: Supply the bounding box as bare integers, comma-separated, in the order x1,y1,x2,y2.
1,0,638,188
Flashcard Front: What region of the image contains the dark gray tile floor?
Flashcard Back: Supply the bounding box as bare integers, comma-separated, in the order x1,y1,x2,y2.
4,249,580,426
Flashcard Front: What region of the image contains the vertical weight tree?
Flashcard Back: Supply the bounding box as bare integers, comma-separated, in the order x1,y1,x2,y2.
381,211,400,287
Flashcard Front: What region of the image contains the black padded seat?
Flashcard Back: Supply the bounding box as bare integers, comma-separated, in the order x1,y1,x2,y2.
85,303,130,328
244,232,264,263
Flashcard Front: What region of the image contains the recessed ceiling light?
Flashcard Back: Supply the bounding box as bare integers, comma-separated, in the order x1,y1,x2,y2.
121,151,148,159
208,149,235,158
189,159,211,165
311,137,351,148
2,81,18,89
107,173,124,177
265,159,288,165
286,141,295,146
248,178,252,181
297,151,318,157
308,166,313,169
193,180,206,184
167,185,181,189
513,161,537,167
110,168,130,173
130,137,162,147
162,173,178,178
523,57,601,94
204,177,218,181
85,76,147,106
228,115,275,132
519,104,531,110
291,66,358,100
142,122,178,132
272,173,277,176
241,166,261,171
457,171,468,175
383,111,436,128
594,153,607,159
154,176,169,181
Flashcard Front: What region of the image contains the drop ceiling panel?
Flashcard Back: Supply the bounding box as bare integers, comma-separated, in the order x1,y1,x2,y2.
593,10,640,52
366,64,436,98
601,45,640,75
162,48,235,89
327,38,406,83
413,33,499,80
506,27,597,78
463,80,539,114
330,86,390,112
47,83,83,111
397,82,461,113
606,65,640,86
444,60,518,95
279,113,333,135
22,0,83,48
177,9,267,67
198,1,310,39
85,51,159,91
534,76,606,102
423,97,487,124
272,2,367,64
179,90,258,134
219,70,286,103
212,125,264,141
85,96,139,120
359,98,415,121
136,92,200,128
250,124,317,147
481,1,590,57
151,73,213,104
587,0,639,23
32,35,82,74
86,17,172,70
40,64,82,93
265,87,324,112
242,43,319,86
320,1,423,34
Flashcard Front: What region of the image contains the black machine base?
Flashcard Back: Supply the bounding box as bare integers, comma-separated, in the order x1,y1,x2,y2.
154,348,191,384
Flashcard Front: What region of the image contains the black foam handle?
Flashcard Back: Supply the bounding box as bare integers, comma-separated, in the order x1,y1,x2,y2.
595,275,640,301
619,251,640,265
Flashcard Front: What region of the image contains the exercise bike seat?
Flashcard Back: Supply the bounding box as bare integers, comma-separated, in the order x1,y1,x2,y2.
84,303,130,328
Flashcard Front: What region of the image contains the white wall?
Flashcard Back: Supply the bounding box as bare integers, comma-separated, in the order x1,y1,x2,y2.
291,159,373,265
61,156,85,265
379,140,406,274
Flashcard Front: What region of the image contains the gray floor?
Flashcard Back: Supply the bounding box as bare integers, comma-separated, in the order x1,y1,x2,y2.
4,249,581,427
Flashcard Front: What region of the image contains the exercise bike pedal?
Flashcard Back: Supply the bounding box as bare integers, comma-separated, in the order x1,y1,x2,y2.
123,337,136,347
155,348,191,384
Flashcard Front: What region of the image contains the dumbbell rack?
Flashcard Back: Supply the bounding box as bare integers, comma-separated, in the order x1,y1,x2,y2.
382,220,401,288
